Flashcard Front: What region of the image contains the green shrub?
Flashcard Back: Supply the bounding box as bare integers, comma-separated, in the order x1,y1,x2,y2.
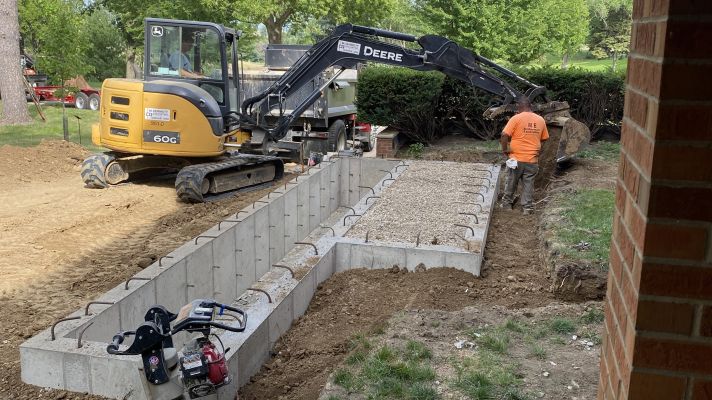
357,65,625,142
357,67,444,143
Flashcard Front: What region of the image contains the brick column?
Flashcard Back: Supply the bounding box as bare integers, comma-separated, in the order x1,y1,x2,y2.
599,1,712,399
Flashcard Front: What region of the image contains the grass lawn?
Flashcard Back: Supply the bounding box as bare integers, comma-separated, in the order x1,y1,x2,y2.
0,103,100,149
331,336,438,399
553,189,615,265
578,141,621,162
530,52,628,73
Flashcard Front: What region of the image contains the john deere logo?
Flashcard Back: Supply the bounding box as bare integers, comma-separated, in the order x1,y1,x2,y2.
151,26,164,37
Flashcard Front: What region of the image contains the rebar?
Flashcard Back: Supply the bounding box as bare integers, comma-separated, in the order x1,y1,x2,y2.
85,301,114,316
272,264,295,279
454,223,475,236
379,170,393,179
382,178,396,186
464,191,486,202
218,219,240,230
294,241,318,255
248,288,273,303
464,183,489,193
158,255,174,267
358,186,375,195
366,196,380,204
51,316,81,340
458,212,480,224
343,214,362,226
77,322,94,348
320,225,335,236
125,277,151,290
195,234,219,244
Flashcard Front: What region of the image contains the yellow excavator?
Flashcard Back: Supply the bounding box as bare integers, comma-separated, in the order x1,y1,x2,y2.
83,18,588,202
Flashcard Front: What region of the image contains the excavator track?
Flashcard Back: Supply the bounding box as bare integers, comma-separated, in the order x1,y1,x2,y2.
175,153,284,203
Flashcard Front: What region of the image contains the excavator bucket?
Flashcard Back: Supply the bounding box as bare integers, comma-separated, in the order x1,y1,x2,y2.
530,101,591,188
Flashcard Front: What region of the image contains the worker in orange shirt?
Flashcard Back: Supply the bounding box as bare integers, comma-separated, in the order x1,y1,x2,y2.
499,96,549,215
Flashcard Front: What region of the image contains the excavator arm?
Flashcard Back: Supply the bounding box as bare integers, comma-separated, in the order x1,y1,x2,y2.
241,24,548,142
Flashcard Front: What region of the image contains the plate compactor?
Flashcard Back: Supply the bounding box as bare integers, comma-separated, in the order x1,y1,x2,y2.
106,299,246,399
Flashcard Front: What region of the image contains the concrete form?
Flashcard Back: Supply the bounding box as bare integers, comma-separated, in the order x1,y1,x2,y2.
21,157,500,399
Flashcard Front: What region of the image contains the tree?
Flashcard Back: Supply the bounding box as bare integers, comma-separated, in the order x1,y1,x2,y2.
543,0,589,69
84,7,127,81
588,2,632,71
20,0,90,138
0,0,32,124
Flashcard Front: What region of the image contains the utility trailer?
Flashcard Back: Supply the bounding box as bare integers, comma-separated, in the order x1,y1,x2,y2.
28,86,102,110
241,45,373,161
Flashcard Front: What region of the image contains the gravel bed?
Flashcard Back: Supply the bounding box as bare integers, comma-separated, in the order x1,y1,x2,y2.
346,160,494,250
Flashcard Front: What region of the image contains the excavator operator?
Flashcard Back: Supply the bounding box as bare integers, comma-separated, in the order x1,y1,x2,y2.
169,33,203,79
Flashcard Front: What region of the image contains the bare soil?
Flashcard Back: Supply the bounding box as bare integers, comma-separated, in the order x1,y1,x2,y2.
320,303,602,400
0,141,294,400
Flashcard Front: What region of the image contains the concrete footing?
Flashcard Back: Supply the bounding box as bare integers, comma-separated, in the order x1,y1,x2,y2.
20,157,500,399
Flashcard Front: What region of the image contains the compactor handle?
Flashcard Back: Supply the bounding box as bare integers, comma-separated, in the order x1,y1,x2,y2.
106,331,135,355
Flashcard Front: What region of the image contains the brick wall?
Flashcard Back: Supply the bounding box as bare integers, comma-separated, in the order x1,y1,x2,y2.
599,1,712,399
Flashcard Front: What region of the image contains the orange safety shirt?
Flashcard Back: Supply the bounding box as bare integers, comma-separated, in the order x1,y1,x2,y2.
502,111,549,163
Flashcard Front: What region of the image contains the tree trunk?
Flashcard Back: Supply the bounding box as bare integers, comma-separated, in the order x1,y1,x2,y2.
561,52,570,70
265,17,283,44
611,51,618,72
125,48,141,79
0,0,32,125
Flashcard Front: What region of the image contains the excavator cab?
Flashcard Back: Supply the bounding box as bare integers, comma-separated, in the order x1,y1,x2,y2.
85,19,284,203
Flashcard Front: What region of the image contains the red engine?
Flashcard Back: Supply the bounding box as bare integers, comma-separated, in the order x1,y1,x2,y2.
202,341,228,385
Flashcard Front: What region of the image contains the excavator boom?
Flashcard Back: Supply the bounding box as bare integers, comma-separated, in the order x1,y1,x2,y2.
240,24,588,166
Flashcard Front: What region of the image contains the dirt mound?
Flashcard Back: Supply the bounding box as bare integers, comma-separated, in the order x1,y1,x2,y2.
0,140,89,185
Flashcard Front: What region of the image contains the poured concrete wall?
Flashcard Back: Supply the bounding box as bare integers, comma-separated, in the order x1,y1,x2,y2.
20,158,499,400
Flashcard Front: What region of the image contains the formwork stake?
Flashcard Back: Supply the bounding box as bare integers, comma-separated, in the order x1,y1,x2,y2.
358,186,375,195
50,316,81,340
365,196,380,204
272,264,295,279
125,277,151,290
458,212,480,224
195,234,219,244
416,231,422,247
343,214,362,226
77,322,94,348
84,301,114,316
247,288,273,303
294,241,318,255
365,230,370,243
158,255,174,267
454,223,475,236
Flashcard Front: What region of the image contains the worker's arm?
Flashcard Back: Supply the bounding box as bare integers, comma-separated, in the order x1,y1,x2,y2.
500,133,511,157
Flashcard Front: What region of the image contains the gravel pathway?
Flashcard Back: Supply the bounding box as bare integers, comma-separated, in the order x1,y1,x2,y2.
346,160,495,250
